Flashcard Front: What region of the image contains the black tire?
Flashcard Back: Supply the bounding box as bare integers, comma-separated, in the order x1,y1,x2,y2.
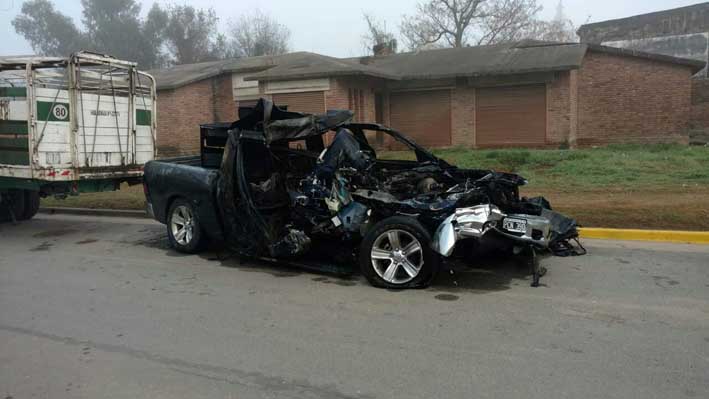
0,190,25,223
20,190,40,221
166,198,207,254
359,216,439,289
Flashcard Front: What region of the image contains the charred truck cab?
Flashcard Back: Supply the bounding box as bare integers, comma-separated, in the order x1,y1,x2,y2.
144,99,585,289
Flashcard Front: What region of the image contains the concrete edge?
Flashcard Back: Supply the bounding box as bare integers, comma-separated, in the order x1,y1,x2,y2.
579,228,709,245
39,207,150,219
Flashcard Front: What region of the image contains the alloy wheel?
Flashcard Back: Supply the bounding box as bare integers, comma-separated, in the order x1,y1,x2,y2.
371,229,424,284
170,205,195,246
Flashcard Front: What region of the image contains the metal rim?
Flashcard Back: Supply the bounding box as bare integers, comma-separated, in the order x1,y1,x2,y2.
170,205,195,246
371,229,424,285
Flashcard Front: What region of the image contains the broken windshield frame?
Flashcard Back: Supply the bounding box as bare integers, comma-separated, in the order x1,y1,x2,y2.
340,123,451,167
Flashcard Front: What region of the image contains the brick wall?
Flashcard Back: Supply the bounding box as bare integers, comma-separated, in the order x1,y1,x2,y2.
156,79,212,157
156,53,696,155
156,75,235,157
326,77,377,122
577,51,693,146
569,70,579,146
547,71,574,147
691,78,709,125
326,77,379,145
213,74,237,122
450,86,475,147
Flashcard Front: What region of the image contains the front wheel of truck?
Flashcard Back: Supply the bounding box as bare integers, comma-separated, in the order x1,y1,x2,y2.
167,198,207,254
359,216,439,289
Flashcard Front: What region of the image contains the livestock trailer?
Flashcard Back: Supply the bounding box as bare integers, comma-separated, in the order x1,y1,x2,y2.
0,52,156,221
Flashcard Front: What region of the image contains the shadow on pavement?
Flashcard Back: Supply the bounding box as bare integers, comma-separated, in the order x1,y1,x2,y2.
133,232,535,294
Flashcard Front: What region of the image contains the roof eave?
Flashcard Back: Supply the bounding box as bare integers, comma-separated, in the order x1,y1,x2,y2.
154,61,276,91
243,70,401,82
396,65,580,81
587,44,706,72
155,69,225,91
224,65,277,74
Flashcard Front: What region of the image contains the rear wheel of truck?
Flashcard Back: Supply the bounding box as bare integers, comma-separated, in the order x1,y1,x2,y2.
167,198,207,254
359,216,439,289
0,190,26,223
20,190,40,221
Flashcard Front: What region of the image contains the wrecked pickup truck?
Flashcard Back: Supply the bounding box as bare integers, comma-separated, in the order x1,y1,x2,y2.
143,99,585,289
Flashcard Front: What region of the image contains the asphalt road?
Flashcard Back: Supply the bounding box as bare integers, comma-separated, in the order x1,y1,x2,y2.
1,214,708,399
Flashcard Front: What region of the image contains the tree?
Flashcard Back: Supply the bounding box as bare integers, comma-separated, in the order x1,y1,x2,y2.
361,13,397,55
12,0,86,56
400,0,542,50
80,0,169,68
163,5,227,65
11,0,235,68
524,1,577,43
141,4,170,68
12,0,167,68
228,10,290,57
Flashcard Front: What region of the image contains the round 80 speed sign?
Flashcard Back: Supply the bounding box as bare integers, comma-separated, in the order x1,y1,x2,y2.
52,104,69,121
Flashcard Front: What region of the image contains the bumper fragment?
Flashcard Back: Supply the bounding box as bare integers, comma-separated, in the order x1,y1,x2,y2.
432,204,584,257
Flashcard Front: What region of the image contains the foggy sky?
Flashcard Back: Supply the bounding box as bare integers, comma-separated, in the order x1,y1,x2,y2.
0,0,703,58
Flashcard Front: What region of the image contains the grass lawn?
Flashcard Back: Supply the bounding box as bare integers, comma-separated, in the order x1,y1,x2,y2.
42,144,709,230
42,182,146,211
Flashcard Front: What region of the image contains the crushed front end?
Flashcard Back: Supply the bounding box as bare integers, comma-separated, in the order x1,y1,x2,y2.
353,162,587,286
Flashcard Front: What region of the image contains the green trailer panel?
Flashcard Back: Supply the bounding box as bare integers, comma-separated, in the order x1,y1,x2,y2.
0,120,29,135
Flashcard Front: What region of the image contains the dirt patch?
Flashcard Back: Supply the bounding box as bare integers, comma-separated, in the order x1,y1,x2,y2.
41,182,146,210
523,186,709,231
76,239,99,245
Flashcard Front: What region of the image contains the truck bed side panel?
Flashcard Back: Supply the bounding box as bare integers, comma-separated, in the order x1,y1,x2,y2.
144,161,223,240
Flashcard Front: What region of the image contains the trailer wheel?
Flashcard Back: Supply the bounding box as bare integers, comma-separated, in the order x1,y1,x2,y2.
166,198,207,254
20,190,40,221
0,190,26,223
359,216,439,289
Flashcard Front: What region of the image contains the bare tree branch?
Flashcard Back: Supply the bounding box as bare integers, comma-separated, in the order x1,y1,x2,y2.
361,13,397,54
400,0,542,50
163,5,226,65
521,0,578,43
228,10,290,58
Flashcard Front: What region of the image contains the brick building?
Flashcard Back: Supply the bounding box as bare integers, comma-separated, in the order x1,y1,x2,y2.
150,41,703,157
578,2,709,143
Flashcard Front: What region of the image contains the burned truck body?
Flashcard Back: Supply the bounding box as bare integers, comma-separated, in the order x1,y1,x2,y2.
144,100,584,289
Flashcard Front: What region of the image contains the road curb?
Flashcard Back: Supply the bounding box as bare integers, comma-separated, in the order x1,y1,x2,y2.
39,207,150,219
579,228,709,245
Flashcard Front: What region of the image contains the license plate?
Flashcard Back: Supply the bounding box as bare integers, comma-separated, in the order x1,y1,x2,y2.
503,218,527,233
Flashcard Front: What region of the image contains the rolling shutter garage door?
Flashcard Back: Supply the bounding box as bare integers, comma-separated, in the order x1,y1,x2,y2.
271,92,326,114
389,90,451,147
476,85,546,147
